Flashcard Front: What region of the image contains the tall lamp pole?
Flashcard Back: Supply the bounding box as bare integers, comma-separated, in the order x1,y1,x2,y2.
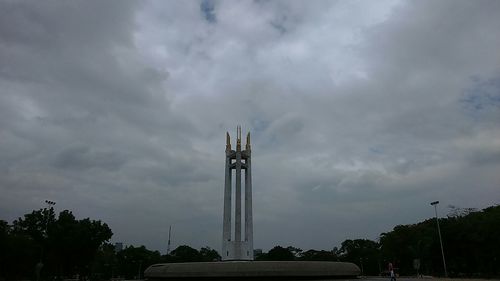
44,200,56,236
37,200,56,281
430,201,447,277
45,200,56,209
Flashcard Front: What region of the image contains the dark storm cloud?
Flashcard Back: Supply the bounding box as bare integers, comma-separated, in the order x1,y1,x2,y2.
0,0,200,246
461,77,500,119
1,0,499,253
53,144,127,171
200,0,217,23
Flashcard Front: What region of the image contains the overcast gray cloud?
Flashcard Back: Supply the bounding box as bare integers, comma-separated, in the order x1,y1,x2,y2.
1,0,499,253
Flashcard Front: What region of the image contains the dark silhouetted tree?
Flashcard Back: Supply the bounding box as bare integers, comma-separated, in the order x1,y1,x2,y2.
170,245,202,262
6,208,112,279
91,243,118,280
200,246,221,261
338,239,380,275
299,249,338,261
380,205,500,277
116,245,161,279
265,246,295,261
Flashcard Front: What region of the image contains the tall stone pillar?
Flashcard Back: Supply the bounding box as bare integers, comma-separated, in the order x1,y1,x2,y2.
235,128,242,244
244,132,253,259
222,126,253,261
222,133,232,258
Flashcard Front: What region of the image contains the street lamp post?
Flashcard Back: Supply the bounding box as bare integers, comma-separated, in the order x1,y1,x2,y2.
44,200,56,237
138,260,143,280
430,201,447,277
37,200,56,281
45,200,56,206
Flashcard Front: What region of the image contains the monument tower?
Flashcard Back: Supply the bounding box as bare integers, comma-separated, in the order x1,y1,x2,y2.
222,126,253,260
145,127,360,278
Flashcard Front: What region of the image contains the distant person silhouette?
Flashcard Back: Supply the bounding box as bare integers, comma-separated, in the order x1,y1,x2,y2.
35,261,43,281
388,262,396,281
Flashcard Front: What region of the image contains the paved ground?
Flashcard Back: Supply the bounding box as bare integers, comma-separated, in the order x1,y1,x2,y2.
96,274,500,281
125,277,500,281
358,276,500,281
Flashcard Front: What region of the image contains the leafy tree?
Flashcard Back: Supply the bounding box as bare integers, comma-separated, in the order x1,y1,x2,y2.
0,220,8,265
116,245,161,279
380,205,500,277
338,239,380,275
447,205,477,218
200,246,221,261
264,246,295,261
12,207,56,244
287,246,303,258
169,245,202,262
5,207,112,279
2,204,499,279
1,227,39,280
299,249,338,261
91,243,118,280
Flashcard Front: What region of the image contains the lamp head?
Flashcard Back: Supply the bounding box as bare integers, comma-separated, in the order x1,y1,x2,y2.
430,201,439,206
45,200,56,205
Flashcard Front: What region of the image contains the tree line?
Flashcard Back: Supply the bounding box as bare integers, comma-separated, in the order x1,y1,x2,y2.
1,204,499,280
253,205,500,278
0,207,220,280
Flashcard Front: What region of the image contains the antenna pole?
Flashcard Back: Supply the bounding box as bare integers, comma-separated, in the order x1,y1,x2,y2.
167,225,172,255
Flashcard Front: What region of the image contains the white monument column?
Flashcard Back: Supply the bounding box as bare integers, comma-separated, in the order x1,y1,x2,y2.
222,133,232,258
234,127,242,259
244,132,253,259
222,127,253,261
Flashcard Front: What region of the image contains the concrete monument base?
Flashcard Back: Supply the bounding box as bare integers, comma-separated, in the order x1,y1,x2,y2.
145,261,360,280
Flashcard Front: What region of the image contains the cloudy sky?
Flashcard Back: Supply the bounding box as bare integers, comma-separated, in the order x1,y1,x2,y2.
1,0,499,253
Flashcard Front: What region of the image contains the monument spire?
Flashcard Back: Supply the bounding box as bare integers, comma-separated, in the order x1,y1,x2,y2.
236,125,241,151
246,132,251,151
226,132,231,151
